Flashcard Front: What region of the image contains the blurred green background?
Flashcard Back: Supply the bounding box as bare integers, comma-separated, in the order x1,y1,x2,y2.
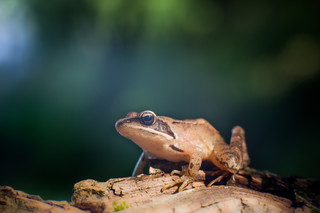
1,0,319,201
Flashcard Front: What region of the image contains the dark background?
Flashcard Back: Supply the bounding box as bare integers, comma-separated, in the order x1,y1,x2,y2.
0,0,319,201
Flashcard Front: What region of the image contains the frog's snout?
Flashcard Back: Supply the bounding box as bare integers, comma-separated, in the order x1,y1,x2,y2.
115,119,125,133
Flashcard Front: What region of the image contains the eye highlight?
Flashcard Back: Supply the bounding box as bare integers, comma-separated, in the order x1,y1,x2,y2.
139,111,156,126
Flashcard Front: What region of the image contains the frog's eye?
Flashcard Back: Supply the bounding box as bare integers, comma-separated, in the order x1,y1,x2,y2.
139,111,156,126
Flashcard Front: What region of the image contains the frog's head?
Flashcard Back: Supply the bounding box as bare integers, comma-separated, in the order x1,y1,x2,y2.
115,111,175,151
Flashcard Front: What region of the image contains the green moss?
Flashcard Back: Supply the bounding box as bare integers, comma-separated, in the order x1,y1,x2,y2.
112,201,129,212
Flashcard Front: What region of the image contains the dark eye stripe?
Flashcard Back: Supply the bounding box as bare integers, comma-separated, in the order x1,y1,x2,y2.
155,119,176,139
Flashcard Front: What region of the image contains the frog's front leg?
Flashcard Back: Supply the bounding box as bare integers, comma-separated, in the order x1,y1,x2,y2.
132,151,149,176
161,149,202,192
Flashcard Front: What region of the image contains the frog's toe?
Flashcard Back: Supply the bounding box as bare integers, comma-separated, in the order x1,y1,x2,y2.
161,180,181,192
170,170,184,176
178,176,193,192
207,171,230,186
161,175,192,192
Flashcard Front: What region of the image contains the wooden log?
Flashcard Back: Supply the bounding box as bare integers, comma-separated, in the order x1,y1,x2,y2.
0,186,87,213
1,159,319,212
71,160,319,212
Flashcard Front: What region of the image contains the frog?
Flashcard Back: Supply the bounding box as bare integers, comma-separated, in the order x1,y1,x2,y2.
115,110,250,192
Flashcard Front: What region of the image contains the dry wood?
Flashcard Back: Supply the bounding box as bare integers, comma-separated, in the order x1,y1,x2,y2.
0,186,87,213
1,159,319,213
70,159,318,212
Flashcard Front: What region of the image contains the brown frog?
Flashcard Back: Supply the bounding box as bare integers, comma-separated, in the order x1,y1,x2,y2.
115,110,250,192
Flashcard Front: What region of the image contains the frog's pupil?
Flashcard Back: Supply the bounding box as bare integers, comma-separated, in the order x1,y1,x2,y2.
144,115,152,121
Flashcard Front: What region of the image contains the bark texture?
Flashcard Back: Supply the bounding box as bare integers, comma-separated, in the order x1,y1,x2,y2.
0,186,87,213
1,160,319,213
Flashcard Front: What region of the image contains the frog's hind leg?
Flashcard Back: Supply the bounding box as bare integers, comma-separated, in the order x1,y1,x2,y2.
211,126,250,175
231,126,250,168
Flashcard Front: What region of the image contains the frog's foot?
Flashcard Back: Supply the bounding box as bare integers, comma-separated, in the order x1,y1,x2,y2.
161,175,194,192
207,171,230,187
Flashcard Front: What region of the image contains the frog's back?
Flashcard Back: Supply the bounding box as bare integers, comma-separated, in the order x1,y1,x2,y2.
164,117,223,160
189,118,225,160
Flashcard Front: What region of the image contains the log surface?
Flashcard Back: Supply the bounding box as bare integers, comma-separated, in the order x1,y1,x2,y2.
1,159,319,213
0,186,87,213
70,160,319,212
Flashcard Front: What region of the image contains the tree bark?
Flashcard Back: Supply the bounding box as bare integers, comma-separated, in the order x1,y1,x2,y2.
1,159,319,213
